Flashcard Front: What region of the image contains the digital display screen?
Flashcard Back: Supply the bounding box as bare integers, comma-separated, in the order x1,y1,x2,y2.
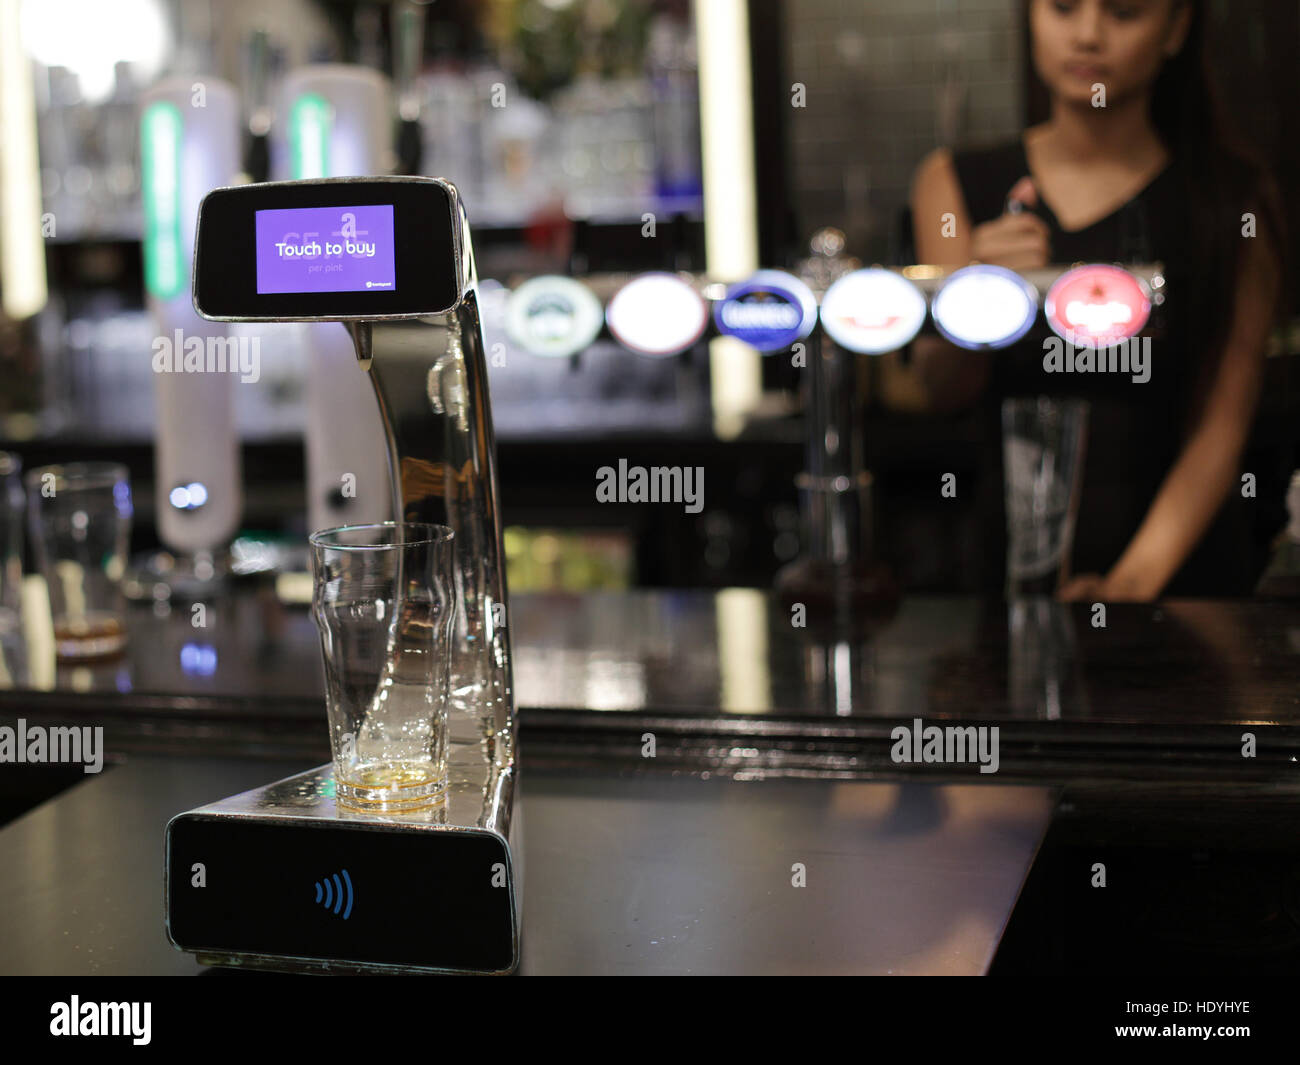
194,180,458,319
255,204,397,295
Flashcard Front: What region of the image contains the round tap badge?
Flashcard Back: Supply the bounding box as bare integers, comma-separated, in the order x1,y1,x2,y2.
606,273,709,357
931,264,1039,350
1045,264,1151,347
713,270,817,353
818,268,928,354
505,275,605,358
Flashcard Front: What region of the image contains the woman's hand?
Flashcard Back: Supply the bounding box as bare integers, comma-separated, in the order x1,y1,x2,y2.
970,177,1051,270
1084,209,1279,600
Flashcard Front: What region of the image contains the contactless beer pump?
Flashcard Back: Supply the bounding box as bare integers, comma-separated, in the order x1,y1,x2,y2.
164,177,519,975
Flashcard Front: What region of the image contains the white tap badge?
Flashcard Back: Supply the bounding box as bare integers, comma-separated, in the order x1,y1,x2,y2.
819,268,927,354
932,265,1039,350
606,273,709,357
506,275,604,358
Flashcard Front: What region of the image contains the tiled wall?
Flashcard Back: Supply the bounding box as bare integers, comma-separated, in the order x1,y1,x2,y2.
784,0,1024,262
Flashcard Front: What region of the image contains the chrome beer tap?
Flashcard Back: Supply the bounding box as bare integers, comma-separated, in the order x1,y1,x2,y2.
171,177,520,974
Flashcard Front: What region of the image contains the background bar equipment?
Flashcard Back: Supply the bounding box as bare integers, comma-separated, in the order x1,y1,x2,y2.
140,76,242,595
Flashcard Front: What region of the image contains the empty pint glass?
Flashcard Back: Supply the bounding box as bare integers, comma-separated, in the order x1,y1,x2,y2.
310,523,456,814
1002,397,1088,598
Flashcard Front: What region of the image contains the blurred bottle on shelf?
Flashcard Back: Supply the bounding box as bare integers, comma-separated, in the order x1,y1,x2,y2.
393,2,427,175
34,60,144,241
647,15,701,209
99,63,143,235
35,66,88,238
478,68,553,225
419,59,485,206
239,29,278,184
409,5,690,225
554,72,646,220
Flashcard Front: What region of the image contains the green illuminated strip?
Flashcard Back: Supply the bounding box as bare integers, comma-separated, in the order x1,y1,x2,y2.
290,93,332,179
141,101,183,300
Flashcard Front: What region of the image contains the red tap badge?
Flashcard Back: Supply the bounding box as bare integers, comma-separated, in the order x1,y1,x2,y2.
1044,264,1151,347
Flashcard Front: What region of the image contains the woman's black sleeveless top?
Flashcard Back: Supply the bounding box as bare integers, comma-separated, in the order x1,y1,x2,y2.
951,138,1257,595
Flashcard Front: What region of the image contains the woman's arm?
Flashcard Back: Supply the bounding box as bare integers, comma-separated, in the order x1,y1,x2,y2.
884,149,1049,413
1061,226,1281,601
881,149,989,413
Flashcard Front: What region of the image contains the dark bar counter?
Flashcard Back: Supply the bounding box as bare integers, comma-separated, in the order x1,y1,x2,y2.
0,755,1052,975
1,583,1297,781
1,585,1298,975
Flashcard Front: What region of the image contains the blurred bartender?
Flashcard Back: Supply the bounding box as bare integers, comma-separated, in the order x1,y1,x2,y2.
895,0,1287,599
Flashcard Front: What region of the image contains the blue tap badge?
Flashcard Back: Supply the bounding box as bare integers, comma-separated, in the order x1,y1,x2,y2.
931,264,1039,350
713,270,817,353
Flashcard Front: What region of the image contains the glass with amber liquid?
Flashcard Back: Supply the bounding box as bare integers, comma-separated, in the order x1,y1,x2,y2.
310,523,455,814
25,462,132,660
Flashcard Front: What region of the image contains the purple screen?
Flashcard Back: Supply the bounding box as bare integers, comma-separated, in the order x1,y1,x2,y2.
255,204,396,294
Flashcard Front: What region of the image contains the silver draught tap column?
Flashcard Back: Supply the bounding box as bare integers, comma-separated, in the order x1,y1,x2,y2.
351,276,513,777
168,177,518,974
776,229,900,638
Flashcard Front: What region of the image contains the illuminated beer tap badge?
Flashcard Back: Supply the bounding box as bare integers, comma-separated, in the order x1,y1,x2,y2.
713,270,817,353
255,204,396,294
606,273,708,357
1045,264,1151,347
505,275,604,358
931,264,1039,350
818,268,928,354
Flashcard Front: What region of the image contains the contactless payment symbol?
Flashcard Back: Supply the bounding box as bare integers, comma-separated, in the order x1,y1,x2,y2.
713,270,817,353
314,869,354,920
1045,264,1151,347
506,275,604,358
818,268,927,354
931,264,1039,350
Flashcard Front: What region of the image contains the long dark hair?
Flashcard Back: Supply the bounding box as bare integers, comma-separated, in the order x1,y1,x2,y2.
1149,0,1288,427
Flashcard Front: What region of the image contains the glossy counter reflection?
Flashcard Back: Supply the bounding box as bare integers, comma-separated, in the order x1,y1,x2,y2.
0,754,1053,975
1,579,1297,727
